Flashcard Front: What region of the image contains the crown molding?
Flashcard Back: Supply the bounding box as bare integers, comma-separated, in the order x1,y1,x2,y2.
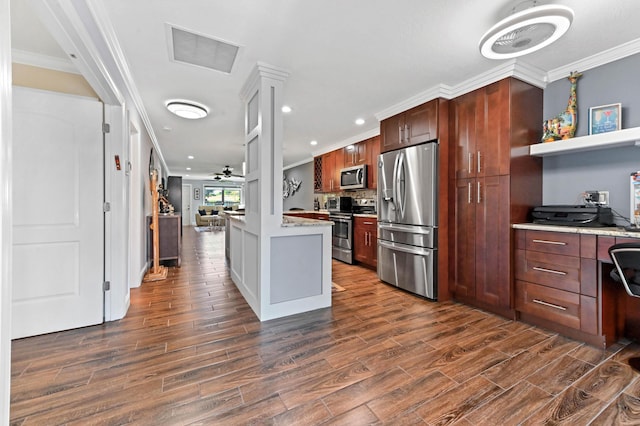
283,157,313,171
311,126,380,158
85,0,169,174
546,37,640,83
11,48,78,74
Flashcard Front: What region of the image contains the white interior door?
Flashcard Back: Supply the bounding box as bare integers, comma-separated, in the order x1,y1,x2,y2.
12,87,104,339
182,184,192,225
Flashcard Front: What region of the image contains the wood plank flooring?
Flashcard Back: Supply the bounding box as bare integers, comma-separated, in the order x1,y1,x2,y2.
10,227,640,425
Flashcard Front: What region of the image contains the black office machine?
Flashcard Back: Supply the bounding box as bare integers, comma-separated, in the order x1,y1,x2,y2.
531,205,614,227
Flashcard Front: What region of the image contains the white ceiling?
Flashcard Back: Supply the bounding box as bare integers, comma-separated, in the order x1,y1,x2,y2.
10,0,640,180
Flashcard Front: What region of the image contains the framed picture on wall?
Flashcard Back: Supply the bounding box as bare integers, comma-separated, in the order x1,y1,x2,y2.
589,103,621,135
194,187,200,200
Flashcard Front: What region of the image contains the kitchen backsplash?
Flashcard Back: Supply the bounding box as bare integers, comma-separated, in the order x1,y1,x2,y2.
316,189,376,209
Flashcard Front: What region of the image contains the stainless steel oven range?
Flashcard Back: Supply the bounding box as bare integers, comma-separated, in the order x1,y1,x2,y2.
329,211,353,264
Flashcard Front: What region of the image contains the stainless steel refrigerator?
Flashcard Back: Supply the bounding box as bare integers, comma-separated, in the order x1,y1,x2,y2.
377,142,438,299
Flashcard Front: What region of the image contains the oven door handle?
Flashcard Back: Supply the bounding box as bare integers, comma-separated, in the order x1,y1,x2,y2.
378,239,432,256
330,218,351,224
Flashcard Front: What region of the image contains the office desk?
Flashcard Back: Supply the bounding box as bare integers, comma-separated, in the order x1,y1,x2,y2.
513,224,640,348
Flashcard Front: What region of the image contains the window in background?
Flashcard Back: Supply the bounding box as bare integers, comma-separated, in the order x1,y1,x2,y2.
203,186,242,207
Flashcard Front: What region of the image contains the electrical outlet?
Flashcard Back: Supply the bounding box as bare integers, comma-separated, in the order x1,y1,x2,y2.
584,190,609,206
598,191,609,206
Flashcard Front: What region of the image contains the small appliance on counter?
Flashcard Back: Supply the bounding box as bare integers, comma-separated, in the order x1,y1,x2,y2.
326,196,352,212
531,205,614,227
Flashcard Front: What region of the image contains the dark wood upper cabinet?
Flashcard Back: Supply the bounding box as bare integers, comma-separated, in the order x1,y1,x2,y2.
380,99,439,153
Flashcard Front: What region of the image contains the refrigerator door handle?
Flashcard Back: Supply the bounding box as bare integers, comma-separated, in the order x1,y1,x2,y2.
394,151,405,218
378,239,432,256
378,223,433,235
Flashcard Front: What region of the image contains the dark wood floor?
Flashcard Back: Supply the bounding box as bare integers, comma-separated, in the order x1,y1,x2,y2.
10,227,640,425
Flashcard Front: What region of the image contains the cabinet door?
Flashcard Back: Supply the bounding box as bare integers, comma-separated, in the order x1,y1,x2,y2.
453,91,478,180
343,146,356,167
367,135,380,190
380,113,403,153
355,140,368,164
474,176,509,307
453,178,476,297
405,100,438,146
321,151,335,192
477,80,510,177
353,217,369,263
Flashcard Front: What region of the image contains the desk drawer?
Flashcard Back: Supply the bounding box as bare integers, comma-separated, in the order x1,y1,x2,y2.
515,249,580,293
521,230,580,256
515,280,597,334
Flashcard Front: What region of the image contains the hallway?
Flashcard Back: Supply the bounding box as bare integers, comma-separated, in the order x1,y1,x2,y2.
10,227,640,424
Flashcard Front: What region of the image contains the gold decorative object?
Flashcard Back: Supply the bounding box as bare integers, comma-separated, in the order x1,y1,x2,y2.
542,71,582,142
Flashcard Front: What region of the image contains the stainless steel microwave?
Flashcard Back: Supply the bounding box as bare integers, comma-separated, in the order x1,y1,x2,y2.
340,164,367,190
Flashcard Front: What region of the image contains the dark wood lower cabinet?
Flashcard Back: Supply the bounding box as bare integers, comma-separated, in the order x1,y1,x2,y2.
353,216,377,269
514,229,614,348
147,214,181,267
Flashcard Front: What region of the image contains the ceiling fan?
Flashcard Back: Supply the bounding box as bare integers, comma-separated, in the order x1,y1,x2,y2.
210,165,244,180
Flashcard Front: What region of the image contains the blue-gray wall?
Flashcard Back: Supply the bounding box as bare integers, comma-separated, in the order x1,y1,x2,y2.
542,53,640,224
283,161,315,211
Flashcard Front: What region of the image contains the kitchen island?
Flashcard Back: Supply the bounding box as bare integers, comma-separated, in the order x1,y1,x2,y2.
228,214,333,321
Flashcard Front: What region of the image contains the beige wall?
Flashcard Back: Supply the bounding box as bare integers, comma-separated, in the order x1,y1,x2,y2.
12,63,97,98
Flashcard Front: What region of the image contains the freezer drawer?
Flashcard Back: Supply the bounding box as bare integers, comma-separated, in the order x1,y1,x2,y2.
378,222,436,248
377,239,437,299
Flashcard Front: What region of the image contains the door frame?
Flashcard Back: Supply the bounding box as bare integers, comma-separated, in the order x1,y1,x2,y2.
0,0,12,421
182,183,192,226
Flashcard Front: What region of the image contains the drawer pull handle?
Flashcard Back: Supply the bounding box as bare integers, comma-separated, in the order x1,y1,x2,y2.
532,266,567,276
533,299,567,311
532,239,567,246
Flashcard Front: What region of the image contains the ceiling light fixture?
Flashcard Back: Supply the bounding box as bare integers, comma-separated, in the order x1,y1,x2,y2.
166,100,209,119
188,155,194,159
355,118,365,125
282,105,292,113
310,140,318,146
479,1,573,60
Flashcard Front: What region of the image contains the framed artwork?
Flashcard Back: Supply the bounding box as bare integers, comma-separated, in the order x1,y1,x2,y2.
589,103,621,135
194,187,200,200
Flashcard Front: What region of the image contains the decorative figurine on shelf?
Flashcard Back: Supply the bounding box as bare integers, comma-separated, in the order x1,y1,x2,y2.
542,71,583,142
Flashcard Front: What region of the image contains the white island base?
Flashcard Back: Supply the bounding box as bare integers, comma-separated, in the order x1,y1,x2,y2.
228,215,333,321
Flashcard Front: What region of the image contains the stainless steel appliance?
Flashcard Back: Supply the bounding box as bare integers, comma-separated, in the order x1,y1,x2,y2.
377,142,438,299
329,211,353,264
340,164,367,190
326,196,352,212
328,196,354,264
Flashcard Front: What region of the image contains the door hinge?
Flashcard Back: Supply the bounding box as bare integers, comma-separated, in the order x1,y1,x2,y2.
102,123,111,133
103,202,111,212
103,281,111,291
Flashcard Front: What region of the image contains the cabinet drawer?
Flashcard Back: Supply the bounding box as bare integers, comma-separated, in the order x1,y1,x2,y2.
515,280,597,335
521,230,581,256
515,249,580,293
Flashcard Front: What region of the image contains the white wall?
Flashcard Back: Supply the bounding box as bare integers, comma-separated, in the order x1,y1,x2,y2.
283,161,314,211
0,0,11,422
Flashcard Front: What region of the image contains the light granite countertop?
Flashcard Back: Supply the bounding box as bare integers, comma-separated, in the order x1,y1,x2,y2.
282,215,333,227
513,223,640,238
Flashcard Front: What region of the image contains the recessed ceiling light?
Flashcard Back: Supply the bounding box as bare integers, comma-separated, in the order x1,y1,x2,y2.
346,145,355,151
355,118,365,125
282,105,292,113
186,167,191,171
166,100,209,119
188,155,194,159
310,140,318,146
479,2,573,59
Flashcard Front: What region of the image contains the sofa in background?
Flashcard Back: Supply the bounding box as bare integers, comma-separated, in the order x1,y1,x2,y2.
195,205,225,227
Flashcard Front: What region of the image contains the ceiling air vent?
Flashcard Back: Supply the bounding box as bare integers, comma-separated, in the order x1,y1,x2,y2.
168,25,239,74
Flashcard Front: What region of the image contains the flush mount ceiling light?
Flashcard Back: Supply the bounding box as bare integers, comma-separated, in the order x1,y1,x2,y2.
166,100,209,119
479,1,573,59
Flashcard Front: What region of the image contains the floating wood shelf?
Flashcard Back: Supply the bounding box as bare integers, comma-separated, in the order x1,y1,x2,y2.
529,126,640,157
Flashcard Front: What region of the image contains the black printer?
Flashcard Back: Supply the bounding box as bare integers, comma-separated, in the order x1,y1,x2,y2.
531,205,614,227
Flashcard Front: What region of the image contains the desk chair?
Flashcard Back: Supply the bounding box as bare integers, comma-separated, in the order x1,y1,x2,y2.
609,242,640,371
